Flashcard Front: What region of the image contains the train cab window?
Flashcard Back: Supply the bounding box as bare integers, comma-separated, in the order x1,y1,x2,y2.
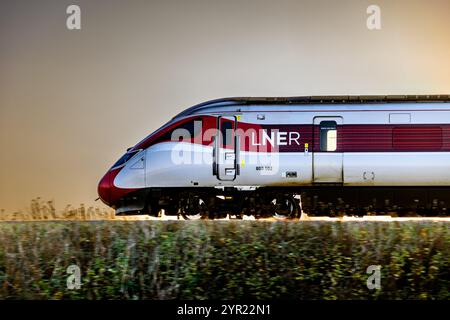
174,119,203,138
220,121,233,147
158,118,203,142
111,150,140,168
320,121,337,151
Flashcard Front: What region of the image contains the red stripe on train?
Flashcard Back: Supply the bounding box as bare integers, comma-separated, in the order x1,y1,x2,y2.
132,117,450,153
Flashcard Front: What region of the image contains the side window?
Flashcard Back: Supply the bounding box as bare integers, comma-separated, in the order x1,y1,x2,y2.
220,121,233,147
320,121,337,151
176,119,203,138
156,118,202,142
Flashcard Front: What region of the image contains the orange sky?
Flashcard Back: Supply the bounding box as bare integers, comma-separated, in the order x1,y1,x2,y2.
1,0,450,212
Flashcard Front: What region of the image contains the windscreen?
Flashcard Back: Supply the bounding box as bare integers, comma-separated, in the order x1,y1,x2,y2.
111,150,139,169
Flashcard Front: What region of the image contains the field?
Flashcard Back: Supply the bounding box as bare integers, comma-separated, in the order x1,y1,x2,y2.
0,198,115,221
0,220,448,300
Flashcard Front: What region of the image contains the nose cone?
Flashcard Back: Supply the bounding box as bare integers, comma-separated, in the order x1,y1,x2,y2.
98,171,112,205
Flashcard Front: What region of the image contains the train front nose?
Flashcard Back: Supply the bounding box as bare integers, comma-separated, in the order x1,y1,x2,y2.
98,171,112,206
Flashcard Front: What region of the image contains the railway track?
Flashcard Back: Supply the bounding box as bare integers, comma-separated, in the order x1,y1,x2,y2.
114,211,450,222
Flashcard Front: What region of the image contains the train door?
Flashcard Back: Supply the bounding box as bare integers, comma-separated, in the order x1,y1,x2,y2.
313,117,343,183
214,116,239,181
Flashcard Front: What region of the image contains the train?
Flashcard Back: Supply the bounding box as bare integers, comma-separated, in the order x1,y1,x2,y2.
98,95,450,219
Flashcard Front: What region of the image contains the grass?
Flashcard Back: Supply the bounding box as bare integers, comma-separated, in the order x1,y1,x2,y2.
0,220,448,300
0,198,115,221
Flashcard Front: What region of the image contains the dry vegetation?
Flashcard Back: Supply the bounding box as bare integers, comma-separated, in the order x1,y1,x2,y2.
0,198,115,221
0,220,448,300
0,199,448,300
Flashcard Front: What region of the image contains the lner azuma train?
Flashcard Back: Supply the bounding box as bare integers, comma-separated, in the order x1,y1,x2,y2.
98,95,450,219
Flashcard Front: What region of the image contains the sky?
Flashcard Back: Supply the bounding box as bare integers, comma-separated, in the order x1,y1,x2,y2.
1,0,450,212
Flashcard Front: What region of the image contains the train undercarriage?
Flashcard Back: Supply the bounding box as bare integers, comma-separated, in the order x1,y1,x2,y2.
115,186,450,219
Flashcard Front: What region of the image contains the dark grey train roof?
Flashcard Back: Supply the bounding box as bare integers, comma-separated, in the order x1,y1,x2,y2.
173,95,450,119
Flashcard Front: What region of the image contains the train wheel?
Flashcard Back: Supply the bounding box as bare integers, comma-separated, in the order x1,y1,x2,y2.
270,194,299,220
145,198,160,217
179,195,208,220
241,196,256,218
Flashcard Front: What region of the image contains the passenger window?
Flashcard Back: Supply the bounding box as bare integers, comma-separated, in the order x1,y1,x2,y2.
320,121,337,151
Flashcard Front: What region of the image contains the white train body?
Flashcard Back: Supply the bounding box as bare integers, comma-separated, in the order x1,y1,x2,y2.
98,96,450,216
